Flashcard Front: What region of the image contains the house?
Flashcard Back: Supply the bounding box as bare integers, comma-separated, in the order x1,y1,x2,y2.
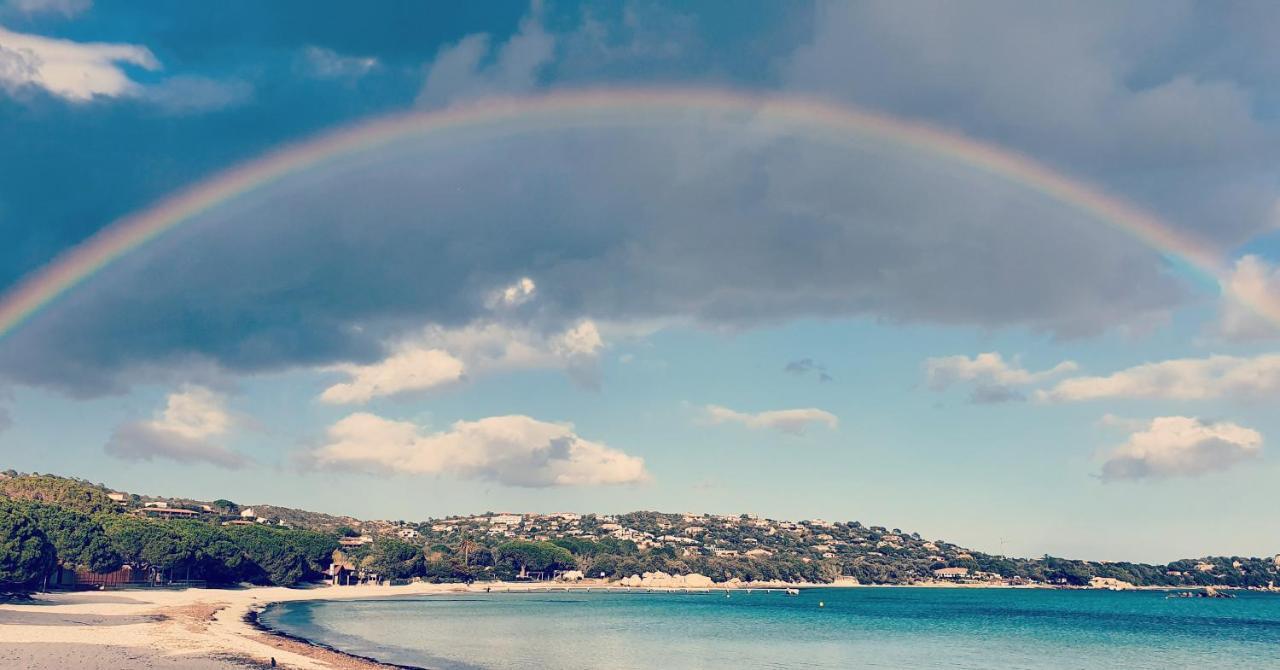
138,507,200,520
339,535,374,547
107,492,127,503
712,549,739,557
490,514,522,526
396,528,421,540
240,508,256,518
933,567,969,579
745,548,774,558
143,501,169,509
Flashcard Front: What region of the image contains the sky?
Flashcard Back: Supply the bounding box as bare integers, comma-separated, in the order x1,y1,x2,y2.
1,0,1279,564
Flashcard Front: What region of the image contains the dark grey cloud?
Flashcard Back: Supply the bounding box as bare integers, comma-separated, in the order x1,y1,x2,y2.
784,358,832,382
782,1,1280,248
0,114,1188,393
12,1,1280,394
968,385,1024,405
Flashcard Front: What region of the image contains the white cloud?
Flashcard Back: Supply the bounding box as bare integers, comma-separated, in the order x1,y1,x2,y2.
300,46,378,79
136,75,251,114
308,412,647,487
1039,353,1280,402
0,25,158,100
0,25,247,112
1216,255,1280,341
703,405,838,435
4,0,92,18
319,318,605,404
416,7,554,107
925,352,1077,403
104,386,247,468
320,348,465,405
485,276,537,309
1100,416,1262,481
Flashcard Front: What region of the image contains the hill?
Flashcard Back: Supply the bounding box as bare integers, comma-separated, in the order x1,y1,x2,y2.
1,469,1278,591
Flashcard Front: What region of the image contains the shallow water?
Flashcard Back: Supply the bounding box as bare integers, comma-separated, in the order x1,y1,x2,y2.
259,588,1280,669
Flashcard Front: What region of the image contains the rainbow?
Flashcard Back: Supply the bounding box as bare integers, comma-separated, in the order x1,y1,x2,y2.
0,87,1266,340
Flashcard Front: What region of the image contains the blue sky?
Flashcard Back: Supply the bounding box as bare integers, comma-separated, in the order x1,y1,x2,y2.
1,0,1279,563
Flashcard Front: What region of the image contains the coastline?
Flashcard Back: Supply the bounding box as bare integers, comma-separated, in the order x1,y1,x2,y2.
0,579,1237,669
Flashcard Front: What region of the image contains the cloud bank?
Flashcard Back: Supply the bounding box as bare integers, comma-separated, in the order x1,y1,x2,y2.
308,412,647,487
1100,416,1263,481
1040,353,1280,402
925,352,1077,403
104,386,248,468
319,318,604,404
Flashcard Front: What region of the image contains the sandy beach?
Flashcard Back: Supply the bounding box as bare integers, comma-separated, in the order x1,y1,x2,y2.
0,582,481,669
0,580,808,669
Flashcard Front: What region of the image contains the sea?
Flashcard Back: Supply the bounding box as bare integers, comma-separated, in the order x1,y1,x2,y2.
257,587,1280,669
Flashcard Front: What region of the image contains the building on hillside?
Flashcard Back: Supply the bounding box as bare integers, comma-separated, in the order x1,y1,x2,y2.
933,567,969,579
107,492,127,503
240,508,256,518
396,528,421,540
143,501,169,509
137,507,200,520
339,535,374,547
490,514,522,526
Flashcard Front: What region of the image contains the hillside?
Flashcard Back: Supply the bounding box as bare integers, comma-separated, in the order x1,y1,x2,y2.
2,470,1278,590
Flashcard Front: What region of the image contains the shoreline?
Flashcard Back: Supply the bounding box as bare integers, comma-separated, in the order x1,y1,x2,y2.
1,580,1259,669
244,606,425,670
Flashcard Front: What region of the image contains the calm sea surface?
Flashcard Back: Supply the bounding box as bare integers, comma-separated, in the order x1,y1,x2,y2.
258,588,1280,669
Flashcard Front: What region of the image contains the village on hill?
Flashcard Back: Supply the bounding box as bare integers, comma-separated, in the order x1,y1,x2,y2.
3,470,1279,592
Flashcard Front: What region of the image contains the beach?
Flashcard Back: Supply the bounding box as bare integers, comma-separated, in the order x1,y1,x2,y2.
0,580,809,669
0,582,474,669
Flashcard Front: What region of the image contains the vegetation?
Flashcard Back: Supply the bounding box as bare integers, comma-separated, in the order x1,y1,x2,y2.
0,499,55,590
2,470,1278,592
0,473,117,515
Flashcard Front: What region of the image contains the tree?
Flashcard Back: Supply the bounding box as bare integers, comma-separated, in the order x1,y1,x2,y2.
367,539,423,580
212,499,238,513
0,500,55,590
224,525,309,586
0,475,117,515
22,503,120,575
496,541,576,577
455,536,479,567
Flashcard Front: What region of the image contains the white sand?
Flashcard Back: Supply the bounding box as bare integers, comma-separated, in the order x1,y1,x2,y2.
0,578,957,668
0,582,474,669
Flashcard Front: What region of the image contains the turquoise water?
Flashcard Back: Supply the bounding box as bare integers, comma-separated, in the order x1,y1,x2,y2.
259,588,1280,669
